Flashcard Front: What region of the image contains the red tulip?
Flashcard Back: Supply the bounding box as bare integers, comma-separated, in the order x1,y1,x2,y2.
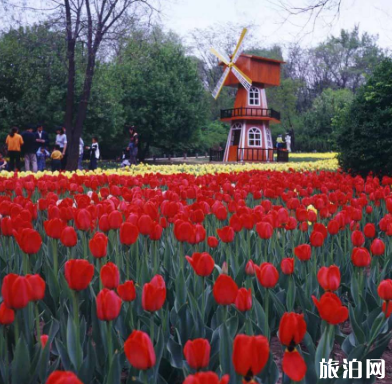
327,220,340,235
207,236,219,248
351,230,365,247
1,274,31,309
1,216,13,236
351,247,371,267
245,260,256,276
46,371,83,384
232,334,270,378
309,231,324,247
278,312,306,346
378,279,392,301
60,226,78,247
142,275,166,312
89,232,108,259
138,214,153,236
281,258,294,275
100,262,120,289
124,330,156,370
371,239,385,256
98,214,110,232
235,288,252,312
312,292,348,324
382,301,392,317
149,222,163,241
185,252,215,277
317,265,341,291
26,274,46,301
0,302,14,325
119,222,139,246
75,209,92,231
294,244,311,261
108,210,123,230
213,274,238,305
364,223,376,238
256,262,279,288
282,350,307,382
44,218,66,239
183,338,211,369
174,220,193,242
183,372,229,384
14,228,42,254
64,259,94,291
41,334,49,348
256,222,273,239
96,288,122,321
217,226,235,243
117,280,136,302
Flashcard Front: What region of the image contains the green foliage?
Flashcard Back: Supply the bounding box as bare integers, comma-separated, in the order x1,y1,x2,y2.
117,27,209,156
296,88,354,152
336,58,392,176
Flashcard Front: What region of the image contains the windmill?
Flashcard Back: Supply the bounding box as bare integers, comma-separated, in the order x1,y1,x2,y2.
210,28,252,99
209,28,284,163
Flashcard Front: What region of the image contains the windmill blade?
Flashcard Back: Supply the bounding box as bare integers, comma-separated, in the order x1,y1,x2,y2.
232,65,252,91
232,28,248,64
210,47,230,65
212,66,231,99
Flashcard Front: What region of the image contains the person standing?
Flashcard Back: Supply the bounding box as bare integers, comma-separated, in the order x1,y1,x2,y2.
55,127,67,170
127,126,139,165
78,137,84,170
35,124,49,148
285,133,292,152
22,126,38,172
5,127,23,171
276,134,284,149
86,137,100,170
36,146,50,171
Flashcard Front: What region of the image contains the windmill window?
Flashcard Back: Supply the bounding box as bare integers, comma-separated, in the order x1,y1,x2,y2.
248,127,262,147
248,87,260,106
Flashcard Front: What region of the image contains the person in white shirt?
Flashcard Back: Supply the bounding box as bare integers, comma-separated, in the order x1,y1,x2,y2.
55,127,67,169
285,133,292,152
86,137,100,170
78,137,84,170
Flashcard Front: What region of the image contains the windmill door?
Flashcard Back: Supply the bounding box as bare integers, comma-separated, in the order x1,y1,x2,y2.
228,127,242,161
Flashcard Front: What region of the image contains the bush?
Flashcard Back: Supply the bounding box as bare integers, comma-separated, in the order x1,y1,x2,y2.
336,59,392,176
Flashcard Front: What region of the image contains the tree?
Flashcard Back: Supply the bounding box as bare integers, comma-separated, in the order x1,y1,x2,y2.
0,0,157,169
296,88,353,151
116,27,209,159
336,58,392,175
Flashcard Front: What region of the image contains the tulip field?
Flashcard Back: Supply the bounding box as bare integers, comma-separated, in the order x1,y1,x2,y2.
1,160,392,384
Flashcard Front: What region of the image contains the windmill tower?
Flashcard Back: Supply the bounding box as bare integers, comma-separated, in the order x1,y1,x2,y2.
211,29,284,162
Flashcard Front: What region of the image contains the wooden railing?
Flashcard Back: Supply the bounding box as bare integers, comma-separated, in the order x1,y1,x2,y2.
221,107,281,120
236,148,289,162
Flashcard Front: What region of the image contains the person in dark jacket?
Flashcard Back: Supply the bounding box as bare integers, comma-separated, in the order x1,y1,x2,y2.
22,126,38,172
35,124,49,148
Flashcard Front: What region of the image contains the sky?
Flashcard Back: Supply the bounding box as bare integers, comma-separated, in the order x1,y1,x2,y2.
159,0,392,51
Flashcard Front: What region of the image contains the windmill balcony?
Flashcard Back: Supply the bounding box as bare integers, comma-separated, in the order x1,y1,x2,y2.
220,107,281,122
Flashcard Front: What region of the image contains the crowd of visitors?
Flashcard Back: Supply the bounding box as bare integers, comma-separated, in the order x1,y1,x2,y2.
2,124,139,172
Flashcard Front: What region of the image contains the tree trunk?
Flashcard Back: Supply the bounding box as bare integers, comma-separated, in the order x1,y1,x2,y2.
139,142,150,162
66,43,99,170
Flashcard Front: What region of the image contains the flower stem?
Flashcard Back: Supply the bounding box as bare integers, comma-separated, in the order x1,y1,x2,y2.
72,291,82,370
35,303,41,341
107,321,113,367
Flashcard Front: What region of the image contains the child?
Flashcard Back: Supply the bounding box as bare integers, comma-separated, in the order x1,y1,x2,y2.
36,147,50,171
86,137,100,170
121,149,130,167
0,154,7,171
51,145,63,171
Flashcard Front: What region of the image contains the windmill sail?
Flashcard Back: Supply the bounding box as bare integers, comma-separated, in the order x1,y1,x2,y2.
231,66,252,91
232,28,247,64
210,28,251,98
212,66,230,99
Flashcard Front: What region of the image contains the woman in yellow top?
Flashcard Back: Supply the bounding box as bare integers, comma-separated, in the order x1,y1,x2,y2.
6,127,24,171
